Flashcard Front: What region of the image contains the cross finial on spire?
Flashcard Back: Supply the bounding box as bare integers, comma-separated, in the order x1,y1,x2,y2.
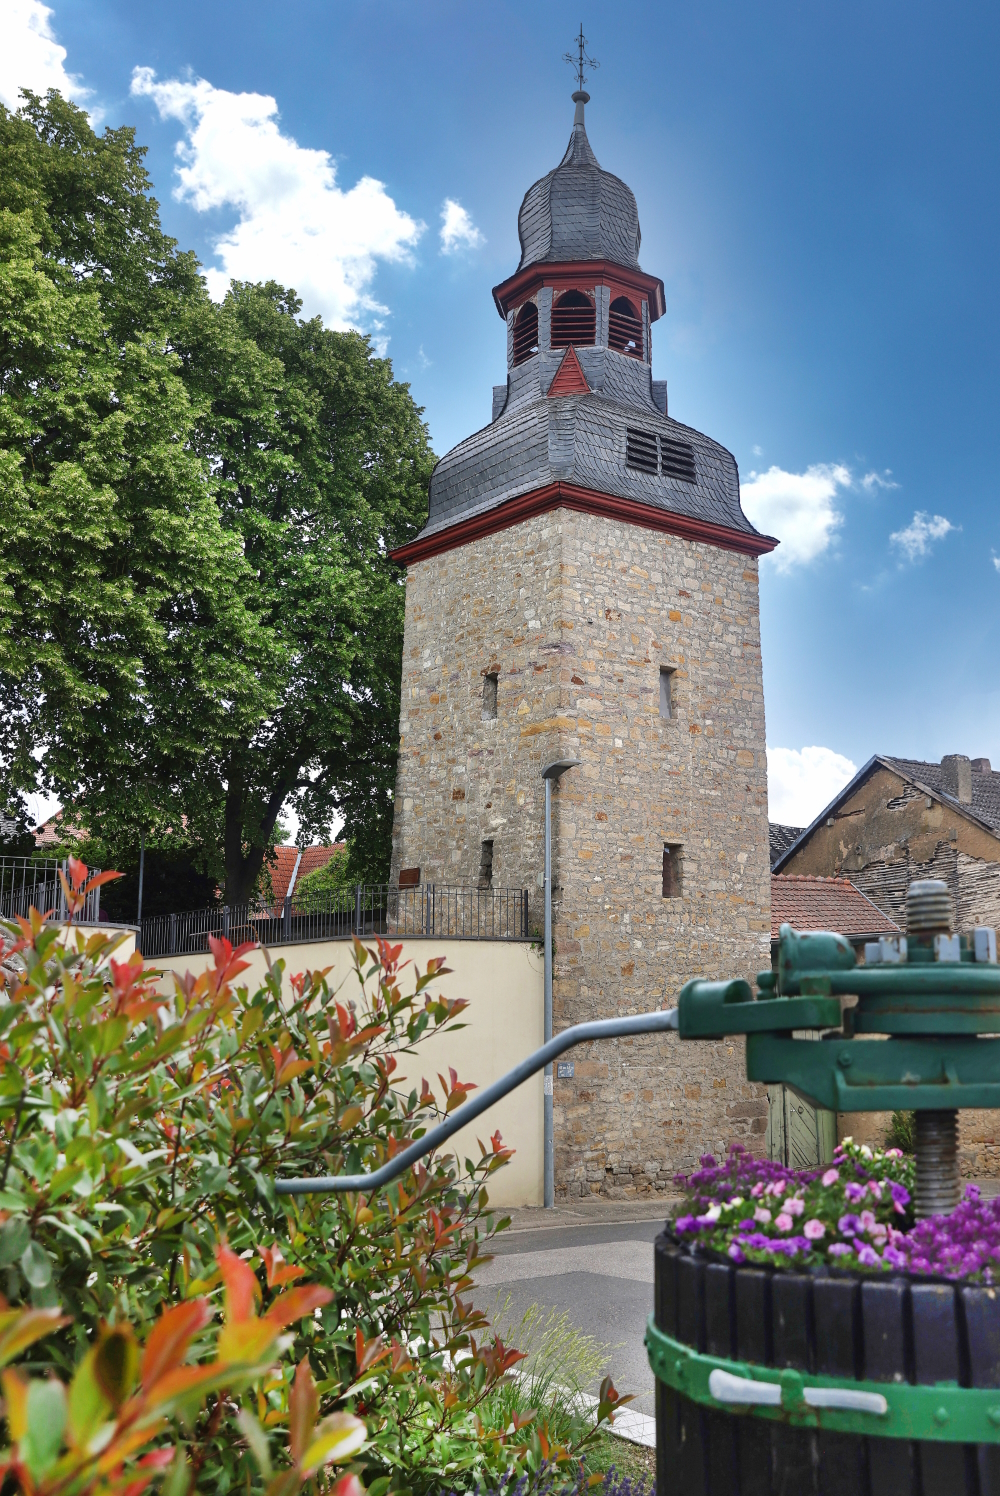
563,23,599,93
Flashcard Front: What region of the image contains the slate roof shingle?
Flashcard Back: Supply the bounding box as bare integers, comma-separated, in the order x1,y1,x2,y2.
771,874,901,940
517,110,641,271
769,823,804,869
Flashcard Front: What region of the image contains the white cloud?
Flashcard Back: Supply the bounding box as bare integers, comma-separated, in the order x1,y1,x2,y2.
860,469,898,492
130,68,424,333
751,444,763,457
767,746,858,829
439,198,484,255
889,510,956,562
0,0,89,112
992,551,1000,574
741,463,850,572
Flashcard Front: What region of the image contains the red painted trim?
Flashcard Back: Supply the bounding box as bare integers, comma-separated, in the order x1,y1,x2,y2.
547,346,590,396
390,481,778,565
492,260,666,322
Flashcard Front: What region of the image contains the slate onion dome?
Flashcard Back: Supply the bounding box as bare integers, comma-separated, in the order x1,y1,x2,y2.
516,91,641,271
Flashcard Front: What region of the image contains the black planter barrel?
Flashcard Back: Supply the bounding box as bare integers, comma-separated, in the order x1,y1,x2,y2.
652,1231,1000,1496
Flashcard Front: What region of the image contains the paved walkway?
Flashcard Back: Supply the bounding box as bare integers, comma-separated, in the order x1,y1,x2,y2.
471,1201,676,1441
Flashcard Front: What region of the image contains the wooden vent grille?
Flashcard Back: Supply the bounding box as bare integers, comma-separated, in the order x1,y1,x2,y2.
625,428,658,474
512,303,539,366
551,290,596,348
626,430,698,484
660,436,697,484
608,297,643,358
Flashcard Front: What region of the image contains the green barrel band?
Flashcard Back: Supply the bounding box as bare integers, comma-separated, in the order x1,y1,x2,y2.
646,1316,1000,1443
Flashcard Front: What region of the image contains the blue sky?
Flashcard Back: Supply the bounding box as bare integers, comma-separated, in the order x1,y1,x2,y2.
5,0,1000,829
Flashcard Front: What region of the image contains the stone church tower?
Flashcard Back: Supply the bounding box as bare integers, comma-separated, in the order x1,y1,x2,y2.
390,91,776,1196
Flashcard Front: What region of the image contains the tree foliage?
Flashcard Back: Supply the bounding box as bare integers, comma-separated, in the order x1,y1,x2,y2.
0,93,431,899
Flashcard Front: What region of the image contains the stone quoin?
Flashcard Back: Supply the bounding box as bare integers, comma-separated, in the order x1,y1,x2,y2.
389,88,777,1197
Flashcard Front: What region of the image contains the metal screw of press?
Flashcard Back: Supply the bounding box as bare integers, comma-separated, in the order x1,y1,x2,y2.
906,879,961,1218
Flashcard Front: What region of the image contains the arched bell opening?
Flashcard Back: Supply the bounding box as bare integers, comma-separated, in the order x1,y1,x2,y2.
608,296,643,358
511,302,539,366
551,289,596,349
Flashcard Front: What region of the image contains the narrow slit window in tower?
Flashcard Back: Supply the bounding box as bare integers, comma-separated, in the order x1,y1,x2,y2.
551,289,596,348
478,839,495,889
608,296,643,357
482,672,498,720
512,302,539,365
659,667,674,719
662,844,682,899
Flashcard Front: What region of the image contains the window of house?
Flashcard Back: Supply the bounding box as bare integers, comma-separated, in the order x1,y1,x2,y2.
550,289,596,348
482,672,498,720
659,667,674,719
608,296,643,358
512,302,539,365
478,839,495,889
662,843,682,899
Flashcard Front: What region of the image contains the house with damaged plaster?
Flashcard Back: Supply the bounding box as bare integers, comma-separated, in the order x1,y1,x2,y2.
772,753,1000,931
773,752,1000,1175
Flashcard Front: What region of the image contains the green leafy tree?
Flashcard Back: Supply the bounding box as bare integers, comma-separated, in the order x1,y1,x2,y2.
0,97,276,866
176,283,431,901
0,94,430,903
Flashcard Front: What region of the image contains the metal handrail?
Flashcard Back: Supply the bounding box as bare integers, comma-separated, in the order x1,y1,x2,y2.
274,1007,680,1195
140,884,531,958
0,857,102,924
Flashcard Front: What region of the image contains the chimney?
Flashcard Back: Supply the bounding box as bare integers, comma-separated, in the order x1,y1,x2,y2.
972,758,992,773
941,754,973,804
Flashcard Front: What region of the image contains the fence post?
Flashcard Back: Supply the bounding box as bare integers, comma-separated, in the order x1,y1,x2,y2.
169,913,177,955
523,888,528,939
59,859,67,923
223,905,230,940
355,885,362,937
283,894,290,942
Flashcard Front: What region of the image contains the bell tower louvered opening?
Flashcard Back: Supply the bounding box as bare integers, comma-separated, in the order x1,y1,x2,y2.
512,302,539,366
608,296,643,358
551,289,596,348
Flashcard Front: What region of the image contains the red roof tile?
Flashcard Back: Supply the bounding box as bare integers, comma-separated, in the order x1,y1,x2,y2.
771,874,900,940
296,843,346,885
269,846,300,907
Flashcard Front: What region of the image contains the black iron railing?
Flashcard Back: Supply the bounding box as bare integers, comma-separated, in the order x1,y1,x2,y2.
139,884,531,959
0,857,104,925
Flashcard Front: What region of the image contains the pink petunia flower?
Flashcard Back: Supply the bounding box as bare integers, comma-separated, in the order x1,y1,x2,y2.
775,1213,794,1232
785,1196,805,1217
750,1182,764,1197
803,1218,826,1240
754,1206,772,1224
821,1168,839,1187
860,1210,878,1234
868,1180,883,1200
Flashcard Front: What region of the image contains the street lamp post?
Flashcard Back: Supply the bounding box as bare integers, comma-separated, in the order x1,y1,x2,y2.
541,757,581,1208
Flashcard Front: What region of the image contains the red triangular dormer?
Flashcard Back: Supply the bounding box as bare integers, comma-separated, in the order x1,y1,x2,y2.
547,345,590,397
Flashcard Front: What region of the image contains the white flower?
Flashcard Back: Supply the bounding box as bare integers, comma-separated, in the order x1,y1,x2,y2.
704,1204,722,1222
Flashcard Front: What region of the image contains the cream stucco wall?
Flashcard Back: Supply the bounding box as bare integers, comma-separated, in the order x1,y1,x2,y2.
147,937,544,1207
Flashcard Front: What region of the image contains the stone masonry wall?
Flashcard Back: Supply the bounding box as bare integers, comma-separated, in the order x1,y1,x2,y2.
390,507,772,1196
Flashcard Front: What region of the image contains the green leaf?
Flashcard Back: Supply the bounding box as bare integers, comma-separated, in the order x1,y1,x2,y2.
0,1217,30,1267
68,1348,112,1450
236,1408,272,1478
20,1239,52,1289
21,1378,67,1479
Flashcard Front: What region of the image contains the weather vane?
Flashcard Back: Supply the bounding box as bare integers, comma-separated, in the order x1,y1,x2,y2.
563,24,599,92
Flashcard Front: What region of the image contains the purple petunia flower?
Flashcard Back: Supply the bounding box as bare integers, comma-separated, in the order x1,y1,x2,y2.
828,1243,853,1258
844,1182,865,1203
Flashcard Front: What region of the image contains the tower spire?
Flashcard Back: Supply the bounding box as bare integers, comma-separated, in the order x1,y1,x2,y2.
563,23,599,120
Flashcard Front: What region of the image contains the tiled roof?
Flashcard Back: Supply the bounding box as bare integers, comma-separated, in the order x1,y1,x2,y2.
769,823,804,869
296,843,345,883
880,757,1000,835
266,843,345,911
423,388,758,544
771,874,901,940
517,107,641,271
269,847,300,907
